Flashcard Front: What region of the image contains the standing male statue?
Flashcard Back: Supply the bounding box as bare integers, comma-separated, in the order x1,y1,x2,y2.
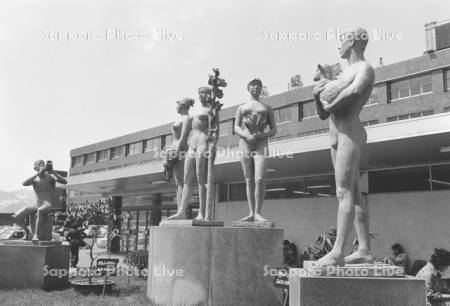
313,27,375,266
14,160,67,241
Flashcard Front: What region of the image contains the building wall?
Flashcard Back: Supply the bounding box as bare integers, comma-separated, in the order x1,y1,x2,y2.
217,189,450,265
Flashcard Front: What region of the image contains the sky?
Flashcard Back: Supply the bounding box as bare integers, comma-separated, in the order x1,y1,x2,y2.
0,0,449,191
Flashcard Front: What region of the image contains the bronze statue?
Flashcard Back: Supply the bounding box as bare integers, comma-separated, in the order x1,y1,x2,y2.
167,87,219,220
234,79,277,222
313,27,375,266
14,160,67,241
164,98,194,209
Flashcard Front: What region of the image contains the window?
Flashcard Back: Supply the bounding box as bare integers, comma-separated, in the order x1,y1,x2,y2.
368,166,429,193
265,179,306,199
305,175,336,197
297,128,329,138
144,138,160,152
362,119,379,127
128,141,143,156
219,184,229,202
111,145,125,159
84,152,96,164
229,183,246,201
387,110,433,122
301,101,318,119
72,156,83,167
389,74,432,101
162,135,173,149
274,106,293,124
444,106,450,113
98,149,110,161
219,120,234,136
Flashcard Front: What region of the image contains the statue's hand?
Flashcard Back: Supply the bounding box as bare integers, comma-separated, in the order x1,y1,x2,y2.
313,81,327,97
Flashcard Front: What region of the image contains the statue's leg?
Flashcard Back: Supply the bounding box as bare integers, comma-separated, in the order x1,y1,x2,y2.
239,149,255,222
316,135,359,266
253,146,268,222
12,205,36,240
33,201,53,241
167,151,195,220
174,158,185,209
345,159,373,264
195,149,207,220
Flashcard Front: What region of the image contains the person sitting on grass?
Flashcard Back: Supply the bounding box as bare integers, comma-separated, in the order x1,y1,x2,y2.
416,248,450,306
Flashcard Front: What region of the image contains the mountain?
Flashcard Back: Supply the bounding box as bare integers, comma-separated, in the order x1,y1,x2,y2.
0,189,36,214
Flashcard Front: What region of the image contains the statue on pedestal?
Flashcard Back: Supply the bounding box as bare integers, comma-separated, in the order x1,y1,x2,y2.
13,160,67,241
167,69,226,221
164,98,195,209
234,79,277,223
313,27,375,266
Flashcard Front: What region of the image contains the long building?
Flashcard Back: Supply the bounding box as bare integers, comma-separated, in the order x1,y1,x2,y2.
65,22,450,264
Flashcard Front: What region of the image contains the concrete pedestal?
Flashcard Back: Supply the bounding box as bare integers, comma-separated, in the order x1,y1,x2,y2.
0,241,70,290
147,226,284,306
289,268,425,306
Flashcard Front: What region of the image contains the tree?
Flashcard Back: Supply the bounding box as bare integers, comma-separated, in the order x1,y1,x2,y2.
289,74,303,90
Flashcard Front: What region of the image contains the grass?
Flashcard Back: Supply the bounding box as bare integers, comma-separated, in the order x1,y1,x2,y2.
0,276,150,306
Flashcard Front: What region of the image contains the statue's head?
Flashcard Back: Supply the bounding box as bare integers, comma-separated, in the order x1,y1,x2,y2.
176,97,195,114
339,27,369,59
247,78,263,98
198,87,212,105
34,159,45,172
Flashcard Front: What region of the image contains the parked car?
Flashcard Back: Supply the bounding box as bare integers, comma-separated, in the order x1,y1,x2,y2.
0,226,26,240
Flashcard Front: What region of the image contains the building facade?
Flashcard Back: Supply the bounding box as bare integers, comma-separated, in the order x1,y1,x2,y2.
66,42,450,262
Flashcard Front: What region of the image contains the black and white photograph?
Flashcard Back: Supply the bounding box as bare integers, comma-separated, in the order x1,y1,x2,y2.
0,0,450,305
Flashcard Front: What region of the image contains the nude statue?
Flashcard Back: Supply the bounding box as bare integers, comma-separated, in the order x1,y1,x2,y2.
313,27,375,266
167,87,219,220
14,160,67,241
234,79,277,222
170,98,194,209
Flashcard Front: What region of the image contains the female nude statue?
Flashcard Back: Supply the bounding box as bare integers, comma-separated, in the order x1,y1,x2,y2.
167,87,219,220
313,27,375,266
234,79,277,222
168,98,194,209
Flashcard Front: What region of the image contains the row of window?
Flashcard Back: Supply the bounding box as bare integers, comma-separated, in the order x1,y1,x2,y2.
72,134,173,167
387,110,433,122
219,164,450,202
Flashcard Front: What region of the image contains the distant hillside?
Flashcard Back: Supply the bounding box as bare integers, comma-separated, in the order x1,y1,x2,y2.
0,189,35,214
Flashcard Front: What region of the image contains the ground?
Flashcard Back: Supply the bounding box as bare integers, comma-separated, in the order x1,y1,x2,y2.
0,245,151,306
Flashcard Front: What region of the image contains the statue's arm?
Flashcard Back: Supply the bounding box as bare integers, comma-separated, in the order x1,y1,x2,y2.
22,173,38,186
313,82,329,120
177,116,191,151
324,64,374,114
233,106,247,139
256,105,277,140
51,171,67,185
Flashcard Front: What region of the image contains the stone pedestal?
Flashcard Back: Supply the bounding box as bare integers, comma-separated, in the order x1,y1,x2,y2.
0,241,70,290
147,226,284,306
159,219,224,227
289,268,425,306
